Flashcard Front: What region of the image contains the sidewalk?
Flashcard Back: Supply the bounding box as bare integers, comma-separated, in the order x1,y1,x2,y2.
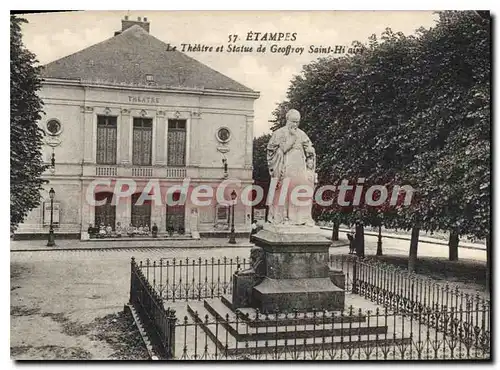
10,237,253,252
321,227,486,251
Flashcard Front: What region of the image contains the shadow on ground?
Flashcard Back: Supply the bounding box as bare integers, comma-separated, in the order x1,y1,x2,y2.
366,255,487,288
11,309,149,360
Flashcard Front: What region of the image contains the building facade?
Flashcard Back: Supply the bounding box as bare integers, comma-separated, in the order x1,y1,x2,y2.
16,17,259,239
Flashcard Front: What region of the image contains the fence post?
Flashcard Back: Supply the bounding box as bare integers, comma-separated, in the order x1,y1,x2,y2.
352,258,358,294
167,309,177,359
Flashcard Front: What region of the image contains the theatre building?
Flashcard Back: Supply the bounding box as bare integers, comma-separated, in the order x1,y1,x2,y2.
15,16,259,239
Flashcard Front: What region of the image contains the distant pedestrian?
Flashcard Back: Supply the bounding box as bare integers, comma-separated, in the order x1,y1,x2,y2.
347,233,355,254
115,222,123,237
127,224,135,237
250,220,258,242
99,224,106,238
152,223,158,238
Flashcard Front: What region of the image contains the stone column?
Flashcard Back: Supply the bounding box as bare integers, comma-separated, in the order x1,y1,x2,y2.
116,196,131,229
154,110,166,165
81,106,95,164
80,183,93,239
189,110,202,166
150,204,163,234
244,115,254,169
120,108,131,165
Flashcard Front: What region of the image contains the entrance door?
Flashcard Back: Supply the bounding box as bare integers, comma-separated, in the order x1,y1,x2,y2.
95,192,116,228
166,205,185,234
131,193,152,227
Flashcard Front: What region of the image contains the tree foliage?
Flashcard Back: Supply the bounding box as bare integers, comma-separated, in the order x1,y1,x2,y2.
253,133,271,183
10,15,47,231
271,11,490,240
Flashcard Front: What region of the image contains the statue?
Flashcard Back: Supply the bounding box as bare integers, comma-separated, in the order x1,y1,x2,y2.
236,246,265,277
190,208,200,240
266,109,316,226
232,246,265,308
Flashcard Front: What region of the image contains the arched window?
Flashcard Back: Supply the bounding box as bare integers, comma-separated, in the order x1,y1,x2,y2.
131,193,152,228
94,192,116,228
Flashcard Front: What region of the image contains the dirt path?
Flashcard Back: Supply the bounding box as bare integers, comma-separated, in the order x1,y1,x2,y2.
10,260,148,360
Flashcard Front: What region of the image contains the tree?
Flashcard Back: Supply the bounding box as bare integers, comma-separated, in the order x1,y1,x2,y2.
271,11,490,273
252,133,272,214
10,15,47,232
252,133,271,183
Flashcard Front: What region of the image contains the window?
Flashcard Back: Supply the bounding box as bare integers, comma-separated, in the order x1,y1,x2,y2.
131,193,151,227
167,119,187,166
216,204,229,223
96,116,117,164
46,119,62,136
216,127,231,143
132,118,153,165
146,74,154,82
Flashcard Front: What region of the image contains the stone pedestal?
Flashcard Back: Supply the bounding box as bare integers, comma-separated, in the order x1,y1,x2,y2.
232,224,345,313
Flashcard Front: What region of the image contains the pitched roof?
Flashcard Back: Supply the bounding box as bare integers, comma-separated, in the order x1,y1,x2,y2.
42,25,255,93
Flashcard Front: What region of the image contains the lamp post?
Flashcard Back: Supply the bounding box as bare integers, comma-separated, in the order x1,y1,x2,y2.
222,157,228,179
228,190,237,244
47,187,56,247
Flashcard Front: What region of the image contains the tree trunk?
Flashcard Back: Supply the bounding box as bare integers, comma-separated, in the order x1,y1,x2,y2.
376,225,383,256
331,221,339,241
486,233,491,292
355,222,365,258
408,226,420,273
448,230,459,261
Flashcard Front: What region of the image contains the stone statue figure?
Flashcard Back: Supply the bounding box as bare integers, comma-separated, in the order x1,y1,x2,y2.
237,246,265,277
233,246,266,308
266,109,316,226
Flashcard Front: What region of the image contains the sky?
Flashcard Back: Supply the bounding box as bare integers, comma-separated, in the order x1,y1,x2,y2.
20,10,439,137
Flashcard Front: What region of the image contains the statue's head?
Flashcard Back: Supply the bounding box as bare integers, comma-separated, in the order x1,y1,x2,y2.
286,109,301,130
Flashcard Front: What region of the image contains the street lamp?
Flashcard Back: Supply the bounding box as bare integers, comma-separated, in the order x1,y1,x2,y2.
47,187,56,246
222,158,228,179
228,190,237,244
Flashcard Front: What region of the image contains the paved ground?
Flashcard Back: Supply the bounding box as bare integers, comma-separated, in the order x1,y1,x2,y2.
10,233,487,360
10,238,253,252
10,245,254,360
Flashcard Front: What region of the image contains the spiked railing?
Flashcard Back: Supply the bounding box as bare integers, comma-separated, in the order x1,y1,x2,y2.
130,255,490,360
138,256,249,301
129,257,177,359
169,304,490,360
329,254,490,354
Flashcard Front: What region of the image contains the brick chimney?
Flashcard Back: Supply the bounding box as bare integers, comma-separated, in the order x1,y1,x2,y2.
114,15,150,36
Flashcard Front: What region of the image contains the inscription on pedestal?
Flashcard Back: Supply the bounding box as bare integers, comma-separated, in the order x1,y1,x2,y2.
265,250,330,279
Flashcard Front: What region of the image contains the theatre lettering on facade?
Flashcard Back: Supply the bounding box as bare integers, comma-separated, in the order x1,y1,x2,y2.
15,16,260,239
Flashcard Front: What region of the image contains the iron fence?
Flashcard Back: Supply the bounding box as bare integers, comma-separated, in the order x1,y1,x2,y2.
172,304,489,360
329,255,490,352
138,257,249,301
131,255,491,360
129,257,176,359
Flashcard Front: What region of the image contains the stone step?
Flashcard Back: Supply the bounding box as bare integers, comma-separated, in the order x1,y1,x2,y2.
252,277,345,312
220,295,366,327
186,301,411,357
189,301,391,340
